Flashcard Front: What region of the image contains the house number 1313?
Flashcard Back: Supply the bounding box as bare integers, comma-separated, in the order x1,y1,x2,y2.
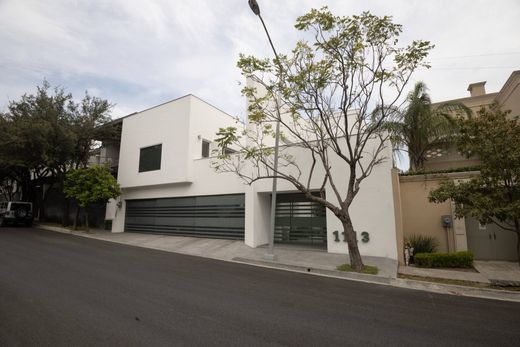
332,230,370,243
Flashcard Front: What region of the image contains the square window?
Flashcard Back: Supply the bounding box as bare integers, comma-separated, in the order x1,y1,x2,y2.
139,144,162,172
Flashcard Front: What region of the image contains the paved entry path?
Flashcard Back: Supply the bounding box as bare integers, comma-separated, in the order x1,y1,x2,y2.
1,227,519,346
36,224,399,281
474,260,520,285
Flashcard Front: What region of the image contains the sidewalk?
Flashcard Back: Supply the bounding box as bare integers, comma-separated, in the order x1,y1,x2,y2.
399,261,520,287
36,224,520,302
36,224,397,283
399,265,491,284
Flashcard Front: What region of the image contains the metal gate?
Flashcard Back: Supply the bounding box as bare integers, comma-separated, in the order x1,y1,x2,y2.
274,193,327,247
465,217,517,261
125,194,245,240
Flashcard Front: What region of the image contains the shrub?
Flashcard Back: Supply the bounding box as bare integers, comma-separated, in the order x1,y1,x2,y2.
414,251,474,268
408,234,438,254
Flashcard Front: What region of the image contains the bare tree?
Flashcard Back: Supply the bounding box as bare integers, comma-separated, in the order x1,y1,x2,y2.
214,8,433,271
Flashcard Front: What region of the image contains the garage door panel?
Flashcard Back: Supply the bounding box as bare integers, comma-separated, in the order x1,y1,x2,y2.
195,217,244,228
125,200,156,229
155,197,196,207
274,192,327,247
199,194,243,205
125,194,245,240
155,216,196,227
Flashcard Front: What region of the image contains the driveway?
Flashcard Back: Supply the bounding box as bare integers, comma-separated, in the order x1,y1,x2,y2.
1,227,519,346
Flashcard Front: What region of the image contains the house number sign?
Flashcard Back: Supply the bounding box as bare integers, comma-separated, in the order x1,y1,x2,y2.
332,230,370,243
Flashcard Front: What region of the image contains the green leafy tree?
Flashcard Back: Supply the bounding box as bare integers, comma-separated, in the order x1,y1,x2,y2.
63,165,120,231
386,81,471,171
0,81,114,223
214,8,433,271
70,92,117,169
0,82,76,200
429,105,520,265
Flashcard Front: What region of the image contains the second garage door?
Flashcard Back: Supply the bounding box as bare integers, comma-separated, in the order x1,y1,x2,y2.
124,194,245,240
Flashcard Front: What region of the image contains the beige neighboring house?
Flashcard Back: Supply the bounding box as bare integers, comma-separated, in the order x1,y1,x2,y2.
394,70,520,264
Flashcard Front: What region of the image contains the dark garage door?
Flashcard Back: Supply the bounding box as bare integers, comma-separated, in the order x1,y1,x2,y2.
275,192,327,248
125,194,245,240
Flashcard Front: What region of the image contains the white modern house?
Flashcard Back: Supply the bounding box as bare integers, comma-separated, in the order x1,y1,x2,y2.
104,91,399,261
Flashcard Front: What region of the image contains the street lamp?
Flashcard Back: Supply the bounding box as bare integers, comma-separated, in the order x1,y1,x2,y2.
248,0,281,261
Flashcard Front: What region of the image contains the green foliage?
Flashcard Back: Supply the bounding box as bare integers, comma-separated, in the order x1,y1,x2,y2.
429,105,520,233
414,251,474,268
386,81,472,171
400,165,481,176
0,81,115,197
215,127,239,157
407,234,438,254
216,6,434,272
232,7,434,131
63,165,120,208
336,264,379,275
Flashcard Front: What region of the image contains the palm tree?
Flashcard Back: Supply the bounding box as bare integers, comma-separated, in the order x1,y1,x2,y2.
388,82,472,171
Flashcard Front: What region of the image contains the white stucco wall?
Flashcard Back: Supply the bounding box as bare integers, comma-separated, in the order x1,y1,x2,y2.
248,140,398,260
110,95,246,234
117,96,192,188
110,157,248,234
109,93,398,261
188,96,242,157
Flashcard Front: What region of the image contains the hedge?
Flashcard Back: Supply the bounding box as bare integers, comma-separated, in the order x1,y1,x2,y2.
414,251,474,268
399,165,481,176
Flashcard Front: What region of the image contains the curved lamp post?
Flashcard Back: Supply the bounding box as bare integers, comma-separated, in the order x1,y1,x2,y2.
248,0,281,261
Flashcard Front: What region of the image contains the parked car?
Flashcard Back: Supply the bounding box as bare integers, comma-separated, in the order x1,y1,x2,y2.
0,201,34,227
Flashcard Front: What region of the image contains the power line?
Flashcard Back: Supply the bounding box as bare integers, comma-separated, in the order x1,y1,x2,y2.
421,66,519,71
431,52,520,60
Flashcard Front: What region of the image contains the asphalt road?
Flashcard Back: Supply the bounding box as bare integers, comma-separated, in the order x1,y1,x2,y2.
0,227,519,347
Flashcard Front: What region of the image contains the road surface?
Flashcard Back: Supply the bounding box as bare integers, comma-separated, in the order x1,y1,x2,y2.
0,227,518,346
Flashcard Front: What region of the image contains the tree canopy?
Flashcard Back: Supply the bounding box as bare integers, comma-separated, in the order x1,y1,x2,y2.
64,165,121,208
63,165,121,230
0,81,115,205
386,81,471,171
214,8,433,271
429,104,520,264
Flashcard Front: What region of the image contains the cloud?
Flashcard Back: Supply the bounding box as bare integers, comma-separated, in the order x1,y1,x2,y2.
1,0,519,121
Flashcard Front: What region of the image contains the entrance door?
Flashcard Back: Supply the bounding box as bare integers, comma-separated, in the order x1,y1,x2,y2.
274,193,327,248
465,217,517,261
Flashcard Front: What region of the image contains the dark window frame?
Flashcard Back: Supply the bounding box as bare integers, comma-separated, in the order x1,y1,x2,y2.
201,140,210,158
139,144,162,172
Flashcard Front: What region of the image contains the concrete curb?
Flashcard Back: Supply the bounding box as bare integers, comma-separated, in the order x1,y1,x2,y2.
35,224,520,303
391,278,520,303
232,257,394,285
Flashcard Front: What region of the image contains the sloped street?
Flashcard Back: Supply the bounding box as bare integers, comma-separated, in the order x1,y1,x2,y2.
1,227,519,346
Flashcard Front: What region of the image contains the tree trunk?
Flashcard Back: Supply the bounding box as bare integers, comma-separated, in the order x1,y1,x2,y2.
62,198,70,227
516,232,519,267
73,205,79,230
410,157,424,172
342,216,364,271
38,193,45,221
85,207,89,232
38,182,54,222
515,220,520,267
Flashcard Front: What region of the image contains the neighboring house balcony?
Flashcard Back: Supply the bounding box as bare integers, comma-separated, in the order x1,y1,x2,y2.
89,155,119,168
423,70,520,172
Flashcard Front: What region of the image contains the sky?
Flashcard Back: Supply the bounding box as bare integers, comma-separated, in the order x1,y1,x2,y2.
1,0,520,121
